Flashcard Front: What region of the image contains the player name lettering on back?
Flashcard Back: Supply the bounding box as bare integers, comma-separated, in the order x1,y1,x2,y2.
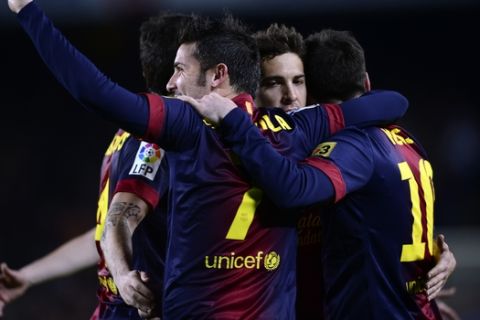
381,128,414,146
105,131,130,156
255,114,292,132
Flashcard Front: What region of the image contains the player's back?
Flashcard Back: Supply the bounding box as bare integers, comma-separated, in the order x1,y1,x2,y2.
93,130,168,319
321,125,441,320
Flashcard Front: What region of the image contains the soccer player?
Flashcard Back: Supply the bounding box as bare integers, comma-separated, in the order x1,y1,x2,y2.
253,23,456,319
0,12,192,319
253,23,323,319
254,23,306,112
9,1,409,318
184,29,449,319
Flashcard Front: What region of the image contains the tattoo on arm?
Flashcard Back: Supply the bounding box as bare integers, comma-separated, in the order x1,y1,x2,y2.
105,202,141,227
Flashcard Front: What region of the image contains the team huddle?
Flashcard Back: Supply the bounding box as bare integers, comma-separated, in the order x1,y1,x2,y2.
1,0,457,319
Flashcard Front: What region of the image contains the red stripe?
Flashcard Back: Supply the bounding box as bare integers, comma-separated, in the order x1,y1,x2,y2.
303,157,346,203
144,93,166,142
324,103,345,135
114,179,160,209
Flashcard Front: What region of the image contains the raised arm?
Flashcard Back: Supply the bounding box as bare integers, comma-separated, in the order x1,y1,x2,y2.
0,228,97,316
9,0,149,136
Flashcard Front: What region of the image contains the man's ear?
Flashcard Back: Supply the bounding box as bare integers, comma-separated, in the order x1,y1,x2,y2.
364,72,371,92
210,63,229,88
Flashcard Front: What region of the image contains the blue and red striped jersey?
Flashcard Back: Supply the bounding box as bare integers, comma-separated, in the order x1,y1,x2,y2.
93,130,168,318
305,125,441,319
217,114,442,319
16,4,410,318
142,93,404,319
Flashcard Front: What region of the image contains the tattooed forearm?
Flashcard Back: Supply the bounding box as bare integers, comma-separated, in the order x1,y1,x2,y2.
106,202,141,227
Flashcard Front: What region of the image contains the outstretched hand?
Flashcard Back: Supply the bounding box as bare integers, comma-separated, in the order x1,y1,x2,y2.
7,0,32,13
426,234,456,300
178,92,237,125
0,263,30,316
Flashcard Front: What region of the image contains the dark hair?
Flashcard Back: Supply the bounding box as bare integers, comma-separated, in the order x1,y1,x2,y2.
139,13,196,95
305,29,366,102
178,14,260,96
254,23,305,63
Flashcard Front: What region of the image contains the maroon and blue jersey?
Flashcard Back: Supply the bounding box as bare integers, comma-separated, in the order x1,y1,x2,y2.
216,111,442,319
307,126,441,319
16,3,409,319
295,205,324,319
92,130,168,320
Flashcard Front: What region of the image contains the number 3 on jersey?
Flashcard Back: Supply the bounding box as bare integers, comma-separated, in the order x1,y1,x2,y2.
398,159,434,262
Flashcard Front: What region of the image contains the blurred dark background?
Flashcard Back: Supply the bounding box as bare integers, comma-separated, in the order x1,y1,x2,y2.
0,0,479,318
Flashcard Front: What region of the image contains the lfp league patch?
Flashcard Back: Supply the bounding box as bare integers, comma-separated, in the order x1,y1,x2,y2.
129,142,164,181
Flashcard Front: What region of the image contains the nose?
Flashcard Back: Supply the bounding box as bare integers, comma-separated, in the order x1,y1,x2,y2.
166,75,177,95
282,83,298,104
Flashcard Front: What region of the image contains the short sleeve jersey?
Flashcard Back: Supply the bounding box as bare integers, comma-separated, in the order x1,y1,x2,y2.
93,130,168,312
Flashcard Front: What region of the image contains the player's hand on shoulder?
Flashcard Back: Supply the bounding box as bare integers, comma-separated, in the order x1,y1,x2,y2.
8,0,33,14
426,234,456,300
178,92,237,124
0,263,30,314
116,270,156,316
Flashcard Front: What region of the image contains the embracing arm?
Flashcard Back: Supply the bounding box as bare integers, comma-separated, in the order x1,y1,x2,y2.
184,94,373,208
0,228,97,316
426,234,457,299
9,0,149,136
100,192,156,317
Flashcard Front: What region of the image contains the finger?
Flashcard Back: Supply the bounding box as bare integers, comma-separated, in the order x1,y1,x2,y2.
139,271,150,283
427,281,445,300
126,286,155,310
437,234,449,251
177,95,199,107
428,261,447,279
436,287,457,298
426,273,443,291
437,300,461,320
135,302,154,317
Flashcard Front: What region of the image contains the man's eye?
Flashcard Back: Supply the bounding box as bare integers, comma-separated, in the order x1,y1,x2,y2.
294,77,305,85
262,80,280,87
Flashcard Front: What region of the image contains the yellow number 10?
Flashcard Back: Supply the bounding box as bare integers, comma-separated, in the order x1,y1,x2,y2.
398,159,434,262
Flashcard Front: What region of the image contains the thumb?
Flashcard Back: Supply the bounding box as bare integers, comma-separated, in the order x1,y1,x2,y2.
139,271,150,283
0,263,14,282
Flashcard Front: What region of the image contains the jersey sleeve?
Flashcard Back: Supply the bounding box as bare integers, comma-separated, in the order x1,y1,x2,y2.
221,109,374,208
16,3,203,151
341,90,409,127
17,2,149,136
144,95,205,151
292,90,408,150
112,137,167,209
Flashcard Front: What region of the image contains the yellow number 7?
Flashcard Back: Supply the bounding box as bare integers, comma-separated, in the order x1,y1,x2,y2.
226,188,263,240
399,159,434,262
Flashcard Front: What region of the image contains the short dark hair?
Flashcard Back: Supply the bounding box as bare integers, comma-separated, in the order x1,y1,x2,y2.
305,29,366,102
139,13,196,95
254,23,305,63
178,14,260,96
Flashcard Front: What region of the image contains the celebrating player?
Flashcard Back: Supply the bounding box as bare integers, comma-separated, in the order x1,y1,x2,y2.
9,0,410,318
184,29,452,319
